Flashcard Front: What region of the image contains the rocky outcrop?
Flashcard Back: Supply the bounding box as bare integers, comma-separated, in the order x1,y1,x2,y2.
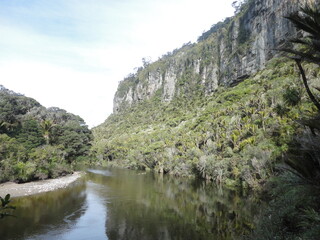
218,0,306,85
113,0,314,113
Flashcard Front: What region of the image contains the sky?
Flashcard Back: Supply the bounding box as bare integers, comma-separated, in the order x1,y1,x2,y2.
0,0,235,128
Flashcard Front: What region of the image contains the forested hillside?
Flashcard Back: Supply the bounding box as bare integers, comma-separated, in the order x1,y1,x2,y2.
92,0,320,188
1,0,319,238
93,58,319,188
0,85,92,183
92,1,320,237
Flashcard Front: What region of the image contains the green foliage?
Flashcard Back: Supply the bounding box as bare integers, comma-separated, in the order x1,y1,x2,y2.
284,121,320,185
92,57,317,189
51,121,92,162
40,119,54,145
15,119,45,151
273,103,289,117
30,145,71,180
246,6,320,237
89,3,320,239
116,74,136,99
280,2,320,111
197,17,231,42
0,86,92,183
0,88,40,136
283,86,301,106
0,194,15,219
282,3,320,65
246,172,320,240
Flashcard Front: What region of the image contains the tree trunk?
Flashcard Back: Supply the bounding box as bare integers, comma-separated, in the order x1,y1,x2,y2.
295,59,320,112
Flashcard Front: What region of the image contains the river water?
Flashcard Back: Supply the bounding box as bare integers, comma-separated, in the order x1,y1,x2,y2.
0,168,261,240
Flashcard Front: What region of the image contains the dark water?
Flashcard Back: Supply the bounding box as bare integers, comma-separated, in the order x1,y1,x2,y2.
0,168,261,240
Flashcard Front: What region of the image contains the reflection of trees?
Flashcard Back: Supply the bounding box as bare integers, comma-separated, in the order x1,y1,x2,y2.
0,180,87,240
85,170,113,185
0,168,261,240
104,170,261,240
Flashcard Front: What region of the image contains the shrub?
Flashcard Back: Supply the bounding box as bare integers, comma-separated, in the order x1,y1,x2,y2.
283,87,301,106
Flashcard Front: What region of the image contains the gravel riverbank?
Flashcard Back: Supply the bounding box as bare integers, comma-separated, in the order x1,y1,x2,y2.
0,172,84,198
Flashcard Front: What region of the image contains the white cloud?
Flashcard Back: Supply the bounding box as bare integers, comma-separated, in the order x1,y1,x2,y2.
0,0,235,127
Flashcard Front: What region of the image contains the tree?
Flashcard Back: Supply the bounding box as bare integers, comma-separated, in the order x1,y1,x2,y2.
280,3,320,111
16,119,45,151
50,121,92,162
142,57,151,68
280,3,320,185
40,120,54,145
232,0,248,14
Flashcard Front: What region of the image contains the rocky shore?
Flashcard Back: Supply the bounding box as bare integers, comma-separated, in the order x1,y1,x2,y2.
0,172,84,198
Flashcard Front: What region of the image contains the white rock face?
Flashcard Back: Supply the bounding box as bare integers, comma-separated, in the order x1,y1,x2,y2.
147,71,162,96
218,0,310,85
113,0,316,113
163,65,177,101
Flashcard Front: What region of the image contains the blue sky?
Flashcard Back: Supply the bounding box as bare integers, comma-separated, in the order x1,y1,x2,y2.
0,0,234,127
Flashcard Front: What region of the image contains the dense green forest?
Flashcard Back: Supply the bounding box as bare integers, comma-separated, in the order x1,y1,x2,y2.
0,86,92,183
92,58,319,188
92,0,320,189
91,2,320,238
1,0,320,238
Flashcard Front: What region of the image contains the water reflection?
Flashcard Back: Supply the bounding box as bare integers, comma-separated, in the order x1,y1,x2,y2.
103,169,260,240
0,180,87,240
54,182,108,240
0,168,261,240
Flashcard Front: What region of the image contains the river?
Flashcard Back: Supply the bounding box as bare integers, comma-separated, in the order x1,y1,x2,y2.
0,167,261,240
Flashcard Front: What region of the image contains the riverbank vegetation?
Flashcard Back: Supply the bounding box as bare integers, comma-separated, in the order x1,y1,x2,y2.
1,1,319,239
0,86,92,183
245,114,320,238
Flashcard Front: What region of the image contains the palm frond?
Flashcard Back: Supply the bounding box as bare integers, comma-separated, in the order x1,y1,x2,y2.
285,14,319,37
289,38,310,45
314,86,320,92
279,47,320,65
285,4,320,41
300,4,320,35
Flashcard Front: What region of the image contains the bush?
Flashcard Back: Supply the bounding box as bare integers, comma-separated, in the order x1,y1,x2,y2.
30,145,72,179
246,172,320,240
283,87,301,106
13,161,36,182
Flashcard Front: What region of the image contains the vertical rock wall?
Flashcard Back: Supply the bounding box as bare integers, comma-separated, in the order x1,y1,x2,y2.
113,0,314,113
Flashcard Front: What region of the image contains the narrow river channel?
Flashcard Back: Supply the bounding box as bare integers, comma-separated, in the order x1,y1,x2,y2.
0,168,261,240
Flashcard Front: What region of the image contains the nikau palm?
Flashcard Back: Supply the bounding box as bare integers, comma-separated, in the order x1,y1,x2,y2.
40,120,54,145
281,3,320,185
281,3,320,111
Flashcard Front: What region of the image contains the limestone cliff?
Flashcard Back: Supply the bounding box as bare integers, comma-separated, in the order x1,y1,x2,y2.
113,0,313,113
